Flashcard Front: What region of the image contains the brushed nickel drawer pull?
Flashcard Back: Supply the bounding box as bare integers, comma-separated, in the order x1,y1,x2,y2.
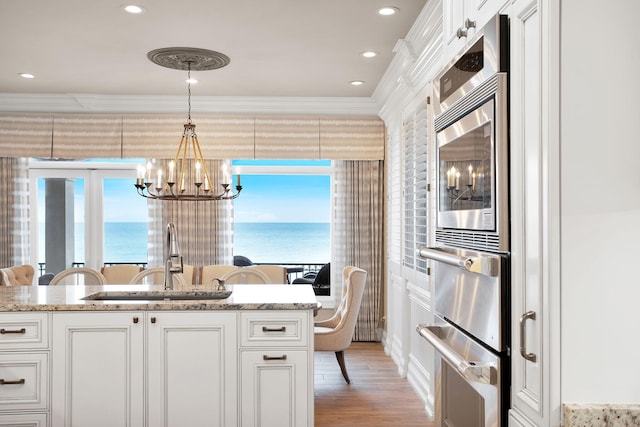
0,328,26,334
0,378,26,385
519,311,537,362
262,326,286,332
263,355,287,361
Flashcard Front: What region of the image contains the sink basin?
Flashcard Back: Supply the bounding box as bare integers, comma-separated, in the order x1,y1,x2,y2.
82,289,232,301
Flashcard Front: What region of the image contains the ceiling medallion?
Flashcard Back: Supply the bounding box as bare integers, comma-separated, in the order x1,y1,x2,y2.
147,47,230,71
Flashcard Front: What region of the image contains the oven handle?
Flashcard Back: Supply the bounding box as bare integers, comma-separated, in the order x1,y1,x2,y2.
417,247,499,277
416,324,497,385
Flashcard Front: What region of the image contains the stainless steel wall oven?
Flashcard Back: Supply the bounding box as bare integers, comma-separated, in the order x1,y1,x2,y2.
418,14,510,427
433,14,510,253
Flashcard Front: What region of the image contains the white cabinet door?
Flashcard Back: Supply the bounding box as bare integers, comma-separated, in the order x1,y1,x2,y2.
240,350,309,427
146,311,237,427
509,0,560,425
51,312,144,427
443,0,476,54
443,0,511,61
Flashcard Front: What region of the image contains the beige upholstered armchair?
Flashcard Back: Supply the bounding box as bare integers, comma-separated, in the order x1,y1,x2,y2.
0,264,35,286
314,266,367,383
100,265,144,284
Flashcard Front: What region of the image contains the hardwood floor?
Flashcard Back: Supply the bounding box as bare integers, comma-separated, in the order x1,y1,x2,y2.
314,342,434,426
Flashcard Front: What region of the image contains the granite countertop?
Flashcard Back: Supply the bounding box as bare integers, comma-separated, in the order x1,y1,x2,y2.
0,284,318,312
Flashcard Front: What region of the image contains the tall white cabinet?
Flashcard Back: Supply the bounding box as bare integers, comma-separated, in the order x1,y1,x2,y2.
508,0,560,426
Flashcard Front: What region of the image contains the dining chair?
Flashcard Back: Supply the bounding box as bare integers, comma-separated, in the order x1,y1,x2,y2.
182,264,196,285
314,266,367,383
100,265,144,284
200,265,238,286
49,268,107,286
249,265,288,284
219,268,271,285
0,264,35,286
129,267,187,287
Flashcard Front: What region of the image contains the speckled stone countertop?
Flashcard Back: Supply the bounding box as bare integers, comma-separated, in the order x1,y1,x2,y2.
563,403,640,427
0,284,318,311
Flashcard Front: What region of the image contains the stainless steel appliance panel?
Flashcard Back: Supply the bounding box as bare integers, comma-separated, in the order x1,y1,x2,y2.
418,317,504,427
419,246,508,352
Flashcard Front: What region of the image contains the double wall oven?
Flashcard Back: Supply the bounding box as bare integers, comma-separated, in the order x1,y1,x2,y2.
417,14,510,427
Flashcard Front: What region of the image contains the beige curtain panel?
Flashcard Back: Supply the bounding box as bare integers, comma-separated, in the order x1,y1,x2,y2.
0,158,30,267
0,112,384,161
332,160,385,342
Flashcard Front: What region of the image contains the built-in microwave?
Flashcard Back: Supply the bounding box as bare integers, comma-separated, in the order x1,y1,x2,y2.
433,14,509,253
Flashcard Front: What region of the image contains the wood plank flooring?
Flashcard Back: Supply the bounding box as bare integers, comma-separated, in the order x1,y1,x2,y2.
314,342,434,426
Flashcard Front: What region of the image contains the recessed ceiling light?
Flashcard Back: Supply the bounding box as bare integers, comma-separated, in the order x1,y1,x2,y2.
18,73,35,79
350,80,365,86
378,6,399,16
122,4,144,14
361,51,377,58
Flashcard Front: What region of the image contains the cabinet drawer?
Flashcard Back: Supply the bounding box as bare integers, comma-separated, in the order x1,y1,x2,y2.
0,353,48,411
0,412,48,426
240,311,309,347
0,313,48,350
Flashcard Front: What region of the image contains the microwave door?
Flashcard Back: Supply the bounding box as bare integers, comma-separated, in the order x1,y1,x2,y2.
437,98,495,231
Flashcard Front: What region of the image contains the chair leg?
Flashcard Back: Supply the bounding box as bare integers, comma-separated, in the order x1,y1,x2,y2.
335,350,351,384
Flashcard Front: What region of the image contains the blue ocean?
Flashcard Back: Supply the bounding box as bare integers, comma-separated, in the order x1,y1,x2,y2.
42,222,330,265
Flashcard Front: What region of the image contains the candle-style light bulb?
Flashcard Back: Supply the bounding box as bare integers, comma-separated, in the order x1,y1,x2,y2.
156,169,163,191
222,163,229,185
168,160,175,184
455,172,460,190
468,164,473,186
195,161,202,184
145,161,153,183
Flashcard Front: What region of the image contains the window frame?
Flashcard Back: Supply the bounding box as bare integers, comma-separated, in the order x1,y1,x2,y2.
28,160,138,272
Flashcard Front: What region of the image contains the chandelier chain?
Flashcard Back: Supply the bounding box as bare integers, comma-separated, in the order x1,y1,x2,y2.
187,61,192,124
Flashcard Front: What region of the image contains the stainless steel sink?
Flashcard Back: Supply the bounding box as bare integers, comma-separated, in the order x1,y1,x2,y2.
82,289,232,301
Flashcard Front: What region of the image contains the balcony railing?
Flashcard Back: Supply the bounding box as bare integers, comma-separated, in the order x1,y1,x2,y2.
38,262,324,284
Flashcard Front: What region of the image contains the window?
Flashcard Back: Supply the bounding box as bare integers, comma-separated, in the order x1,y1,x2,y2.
29,159,332,285
232,160,332,293
29,160,147,276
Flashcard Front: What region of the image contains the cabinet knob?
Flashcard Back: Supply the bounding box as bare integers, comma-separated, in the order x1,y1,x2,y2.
150,317,157,324
456,27,468,39
133,317,139,324
465,18,476,29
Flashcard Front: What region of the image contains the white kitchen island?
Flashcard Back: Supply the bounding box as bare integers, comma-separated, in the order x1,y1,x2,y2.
0,284,317,427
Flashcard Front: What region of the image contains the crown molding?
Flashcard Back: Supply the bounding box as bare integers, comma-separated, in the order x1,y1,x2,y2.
0,93,383,116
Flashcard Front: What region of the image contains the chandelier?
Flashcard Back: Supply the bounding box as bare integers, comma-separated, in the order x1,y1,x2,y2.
135,48,242,201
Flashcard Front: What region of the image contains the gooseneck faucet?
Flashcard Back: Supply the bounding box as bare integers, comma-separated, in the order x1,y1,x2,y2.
164,222,184,290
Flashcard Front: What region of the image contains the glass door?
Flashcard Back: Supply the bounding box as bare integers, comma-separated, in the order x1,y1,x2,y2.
32,170,89,276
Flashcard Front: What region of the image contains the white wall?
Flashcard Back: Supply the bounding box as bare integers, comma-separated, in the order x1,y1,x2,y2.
560,0,640,402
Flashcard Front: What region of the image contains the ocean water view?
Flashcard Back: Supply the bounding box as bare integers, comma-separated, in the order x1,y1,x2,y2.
39,222,330,266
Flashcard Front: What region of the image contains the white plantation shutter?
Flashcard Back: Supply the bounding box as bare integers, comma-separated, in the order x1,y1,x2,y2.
387,129,402,264
403,99,429,274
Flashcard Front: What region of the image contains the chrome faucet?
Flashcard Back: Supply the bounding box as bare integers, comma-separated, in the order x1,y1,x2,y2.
211,277,226,291
164,222,183,290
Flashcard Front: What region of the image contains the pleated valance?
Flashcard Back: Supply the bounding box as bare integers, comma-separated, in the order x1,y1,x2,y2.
0,112,385,160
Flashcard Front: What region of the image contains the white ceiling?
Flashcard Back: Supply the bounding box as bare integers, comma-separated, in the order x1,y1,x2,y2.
0,0,427,102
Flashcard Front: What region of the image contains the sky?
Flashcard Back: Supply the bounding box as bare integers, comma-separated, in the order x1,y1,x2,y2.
38,160,331,223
